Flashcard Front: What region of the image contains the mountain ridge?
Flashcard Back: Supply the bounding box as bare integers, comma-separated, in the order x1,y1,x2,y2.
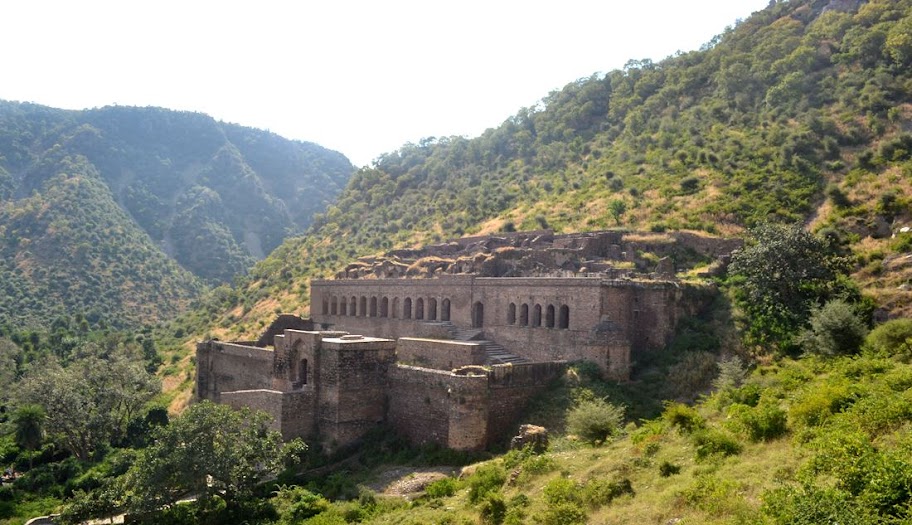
0,102,354,328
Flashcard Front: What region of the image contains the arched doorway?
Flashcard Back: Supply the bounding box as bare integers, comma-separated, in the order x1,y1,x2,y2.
472,301,484,328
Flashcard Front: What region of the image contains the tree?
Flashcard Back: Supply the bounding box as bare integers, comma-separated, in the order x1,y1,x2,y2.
13,404,45,469
123,401,306,516
608,199,627,225
728,223,849,352
799,299,868,356
16,346,160,460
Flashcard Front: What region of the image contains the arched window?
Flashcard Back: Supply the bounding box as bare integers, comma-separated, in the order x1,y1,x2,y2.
546,304,555,328
380,297,389,317
508,303,516,324
340,298,347,316
559,305,570,329
392,297,400,318
330,296,338,315
360,296,367,317
322,298,328,315
370,296,378,317
404,298,412,319
520,304,529,326
416,298,425,320
299,359,308,386
441,299,451,321
428,298,438,321
533,304,542,327
350,296,357,316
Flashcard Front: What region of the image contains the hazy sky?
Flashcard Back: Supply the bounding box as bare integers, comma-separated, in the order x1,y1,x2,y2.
2,1,769,166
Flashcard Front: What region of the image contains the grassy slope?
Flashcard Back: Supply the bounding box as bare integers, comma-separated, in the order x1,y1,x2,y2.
163,0,912,358
296,350,912,524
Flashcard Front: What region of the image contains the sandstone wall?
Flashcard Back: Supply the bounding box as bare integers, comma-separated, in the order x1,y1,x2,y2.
196,341,273,401
486,362,565,446
397,338,486,370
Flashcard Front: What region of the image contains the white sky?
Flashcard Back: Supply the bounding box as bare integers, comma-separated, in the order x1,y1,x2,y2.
1,1,769,167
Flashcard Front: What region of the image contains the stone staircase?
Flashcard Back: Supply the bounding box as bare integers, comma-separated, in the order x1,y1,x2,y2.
432,322,530,365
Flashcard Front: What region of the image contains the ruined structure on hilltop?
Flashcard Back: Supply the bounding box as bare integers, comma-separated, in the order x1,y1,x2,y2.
197,229,740,452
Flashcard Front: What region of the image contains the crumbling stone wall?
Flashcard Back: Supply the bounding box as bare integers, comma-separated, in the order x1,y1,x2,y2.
196,341,273,402
397,337,486,370
387,361,564,450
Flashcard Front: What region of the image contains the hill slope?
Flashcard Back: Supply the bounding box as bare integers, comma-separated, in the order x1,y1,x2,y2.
0,103,354,328
184,0,911,343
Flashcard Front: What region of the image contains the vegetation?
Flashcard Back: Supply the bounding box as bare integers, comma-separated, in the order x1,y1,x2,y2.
0,102,353,328
169,0,912,349
5,0,912,523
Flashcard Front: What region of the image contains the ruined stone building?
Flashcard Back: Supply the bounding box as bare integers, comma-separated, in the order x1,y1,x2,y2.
197,230,738,451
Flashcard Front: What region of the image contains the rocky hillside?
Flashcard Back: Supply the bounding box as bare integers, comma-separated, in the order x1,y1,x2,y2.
0,103,353,328
178,0,911,344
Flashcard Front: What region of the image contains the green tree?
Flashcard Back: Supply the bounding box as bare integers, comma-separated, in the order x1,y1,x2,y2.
728,224,849,352
13,404,45,469
608,199,628,225
123,401,306,516
16,346,160,460
799,299,868,356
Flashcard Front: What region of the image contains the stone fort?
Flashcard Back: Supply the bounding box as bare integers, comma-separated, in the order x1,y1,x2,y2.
197,229,739,451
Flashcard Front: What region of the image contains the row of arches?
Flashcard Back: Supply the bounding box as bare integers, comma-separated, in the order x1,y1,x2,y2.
507,303,569,329
322,295,452,322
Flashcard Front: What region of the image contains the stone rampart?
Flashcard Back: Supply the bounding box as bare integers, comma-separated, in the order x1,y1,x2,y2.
197,341,273,401
397,337,486,370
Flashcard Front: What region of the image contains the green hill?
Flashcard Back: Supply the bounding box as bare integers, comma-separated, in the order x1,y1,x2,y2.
184,0,911,343
0,103,354,328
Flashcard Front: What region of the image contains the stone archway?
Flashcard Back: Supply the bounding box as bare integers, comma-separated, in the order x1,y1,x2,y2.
472,301,484,328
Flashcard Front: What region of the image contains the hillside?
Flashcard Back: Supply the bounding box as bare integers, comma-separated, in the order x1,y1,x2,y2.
0,103,353,328
181,0,911,344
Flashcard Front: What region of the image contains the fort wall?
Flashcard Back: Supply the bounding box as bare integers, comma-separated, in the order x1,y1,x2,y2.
196,341,273,401
397,337,486,369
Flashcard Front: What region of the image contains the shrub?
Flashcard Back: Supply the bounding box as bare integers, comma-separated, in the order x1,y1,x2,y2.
712,356,748,392
541,503,588,525
468,464,507,503
864,319,912,359
681,475,738,513
479,492,506,525
659,461,681,477
271,485,330,522
692,429,742,460
728,401,788,442
543,477,581,506
763,485,876,525
667,351,719,399
789,380,857,428
566,399,625,444
799,300,868,356
662,402,705,433
425,477,458,498
581,478,633,507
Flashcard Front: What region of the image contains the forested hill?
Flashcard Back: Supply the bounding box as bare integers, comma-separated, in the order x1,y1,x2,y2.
0,103,354,329
186,0,912,341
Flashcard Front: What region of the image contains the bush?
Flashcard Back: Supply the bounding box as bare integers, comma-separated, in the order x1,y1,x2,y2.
712,356,748,392
727,401,788,442
692,429,742,460
468,464,507,503
663,402,705,433
763,485,876,525
425,477,458,498
800,300,868,356
659,462,681,477
581,478,633,507
789,380,858,428
566,399,625,444
479,492,507,525
541,502,588,525
864,319,912,358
